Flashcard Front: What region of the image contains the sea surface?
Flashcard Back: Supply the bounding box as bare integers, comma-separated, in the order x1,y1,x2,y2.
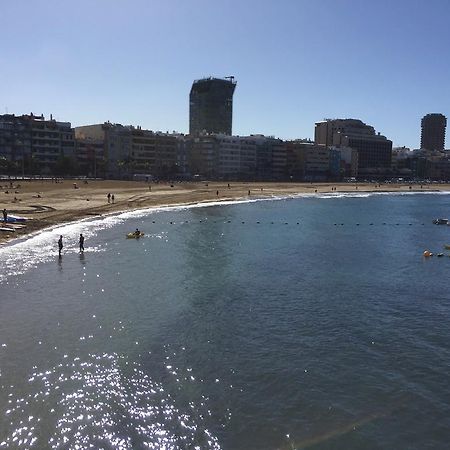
1,192,450,449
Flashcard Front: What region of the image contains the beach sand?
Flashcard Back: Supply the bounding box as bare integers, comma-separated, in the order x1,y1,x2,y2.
0,178,447,245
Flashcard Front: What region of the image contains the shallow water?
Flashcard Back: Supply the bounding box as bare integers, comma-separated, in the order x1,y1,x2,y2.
1,193,450,449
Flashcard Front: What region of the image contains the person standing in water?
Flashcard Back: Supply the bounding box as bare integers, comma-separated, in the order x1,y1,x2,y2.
58,235,63,256
79,233,85,252
2,208,7,222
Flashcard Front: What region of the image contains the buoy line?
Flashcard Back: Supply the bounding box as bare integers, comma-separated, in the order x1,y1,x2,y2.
142,220,429,226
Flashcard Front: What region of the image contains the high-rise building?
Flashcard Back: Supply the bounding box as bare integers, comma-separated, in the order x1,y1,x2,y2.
420,113,446,151
189,77,236,135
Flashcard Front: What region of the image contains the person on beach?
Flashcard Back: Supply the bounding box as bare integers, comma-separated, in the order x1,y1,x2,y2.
216,190,219,197
107,193,111,203
2,208,7,222
111,194,115,204
58,235,63,256
79,233,85,252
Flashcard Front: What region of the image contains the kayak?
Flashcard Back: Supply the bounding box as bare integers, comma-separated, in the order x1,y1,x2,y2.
126,232,144,239
0,227,15,232
5,215,27,223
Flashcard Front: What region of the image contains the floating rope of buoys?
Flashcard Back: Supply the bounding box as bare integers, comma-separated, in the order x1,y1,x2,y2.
423,250,433,257
138,220,434,227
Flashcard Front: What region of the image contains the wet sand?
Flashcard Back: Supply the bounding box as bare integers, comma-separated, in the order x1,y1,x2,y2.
0,179,447,245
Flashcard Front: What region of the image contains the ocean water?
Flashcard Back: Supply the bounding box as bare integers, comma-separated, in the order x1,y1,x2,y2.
1,192,450,449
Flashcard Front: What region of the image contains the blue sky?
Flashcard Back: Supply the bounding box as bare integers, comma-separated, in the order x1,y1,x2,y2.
1,0,449,148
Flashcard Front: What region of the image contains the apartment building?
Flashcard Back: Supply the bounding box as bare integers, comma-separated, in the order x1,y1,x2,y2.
76,123,181,178
0,114,32,166
75,138,105,177
76,123,129,177
286,141,329,180
0,113,75,173
315,119,392,175
130,128,178,178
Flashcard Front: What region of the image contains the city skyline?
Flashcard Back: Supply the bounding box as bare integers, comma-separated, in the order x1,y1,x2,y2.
1,0,449,149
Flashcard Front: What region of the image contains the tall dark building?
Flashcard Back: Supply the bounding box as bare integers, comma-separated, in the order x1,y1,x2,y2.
189,77,236,135
420,113,446,151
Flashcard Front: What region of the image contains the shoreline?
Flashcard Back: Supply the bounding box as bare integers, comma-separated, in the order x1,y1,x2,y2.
1,179,449,246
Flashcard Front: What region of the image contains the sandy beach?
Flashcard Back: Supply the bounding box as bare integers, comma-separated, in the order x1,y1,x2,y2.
0,178,448,245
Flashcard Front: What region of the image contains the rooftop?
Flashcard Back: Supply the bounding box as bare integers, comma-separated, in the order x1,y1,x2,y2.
192,76,237,85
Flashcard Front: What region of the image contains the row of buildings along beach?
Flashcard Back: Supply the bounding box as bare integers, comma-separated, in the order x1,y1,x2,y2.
0,77,448,181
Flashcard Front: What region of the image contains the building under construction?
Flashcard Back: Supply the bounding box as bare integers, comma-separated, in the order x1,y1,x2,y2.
189,77,236,136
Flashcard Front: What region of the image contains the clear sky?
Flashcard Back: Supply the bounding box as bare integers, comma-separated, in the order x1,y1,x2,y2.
1,0,449,148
